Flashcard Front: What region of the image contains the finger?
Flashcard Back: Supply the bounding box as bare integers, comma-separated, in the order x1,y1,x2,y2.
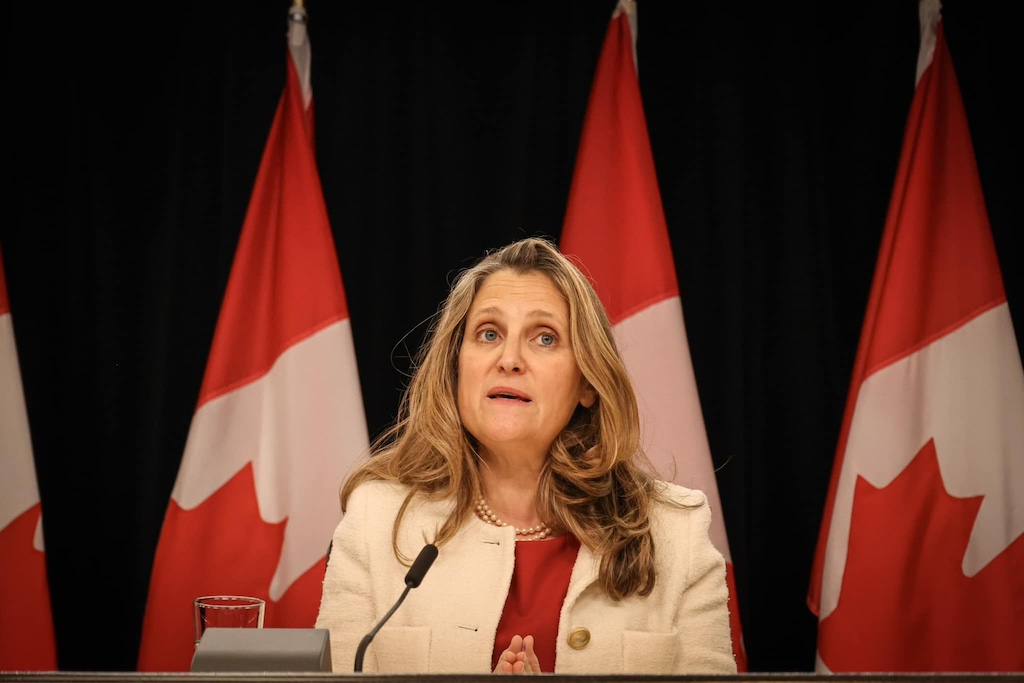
493,650,516,674
508,634,524,653
522,635,541,674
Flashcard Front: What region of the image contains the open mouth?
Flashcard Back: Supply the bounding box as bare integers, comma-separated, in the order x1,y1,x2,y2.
488,391,531,402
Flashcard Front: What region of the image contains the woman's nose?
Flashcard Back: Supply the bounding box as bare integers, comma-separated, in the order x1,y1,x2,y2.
497,338,524,373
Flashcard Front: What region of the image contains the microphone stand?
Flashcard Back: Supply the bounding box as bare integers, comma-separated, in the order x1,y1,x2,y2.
352,544,437,673
353,584,412,673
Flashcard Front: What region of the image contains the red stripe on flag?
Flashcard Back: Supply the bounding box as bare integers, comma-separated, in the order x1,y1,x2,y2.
855,26,1005,378
196,51,350,408
0,249,9,315
559,11,678,325
0,505,58,671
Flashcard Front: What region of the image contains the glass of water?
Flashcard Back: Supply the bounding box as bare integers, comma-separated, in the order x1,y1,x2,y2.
193,595,266,646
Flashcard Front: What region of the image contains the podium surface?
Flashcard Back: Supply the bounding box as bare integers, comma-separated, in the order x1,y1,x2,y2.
3,673,1024,683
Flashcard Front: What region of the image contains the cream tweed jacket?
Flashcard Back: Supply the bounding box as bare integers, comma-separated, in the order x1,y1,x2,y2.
315,479,736,674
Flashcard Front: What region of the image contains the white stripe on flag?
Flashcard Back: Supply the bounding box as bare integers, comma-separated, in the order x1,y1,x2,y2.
0,313,41,542
614,296,731,560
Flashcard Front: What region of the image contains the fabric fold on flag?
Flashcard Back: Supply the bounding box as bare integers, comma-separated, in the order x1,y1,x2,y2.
137,4,370,671
808,0,1024,672
558,0,747,670
0,245,59,672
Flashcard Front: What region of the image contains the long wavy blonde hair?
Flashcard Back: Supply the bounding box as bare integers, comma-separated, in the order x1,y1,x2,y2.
342,236,670,599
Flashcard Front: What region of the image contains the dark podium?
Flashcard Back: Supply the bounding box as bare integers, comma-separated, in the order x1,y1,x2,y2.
4,673,1024,683
2,630,1022,683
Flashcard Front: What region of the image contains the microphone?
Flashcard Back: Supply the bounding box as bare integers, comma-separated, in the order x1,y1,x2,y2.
353,543,438,672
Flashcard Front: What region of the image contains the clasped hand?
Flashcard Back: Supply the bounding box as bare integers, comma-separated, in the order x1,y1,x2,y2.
493,634,541,674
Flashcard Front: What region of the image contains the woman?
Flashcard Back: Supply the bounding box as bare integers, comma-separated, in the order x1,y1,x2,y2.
315,237,736,674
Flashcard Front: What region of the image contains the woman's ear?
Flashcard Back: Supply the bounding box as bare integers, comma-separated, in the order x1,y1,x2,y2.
578,384,597,409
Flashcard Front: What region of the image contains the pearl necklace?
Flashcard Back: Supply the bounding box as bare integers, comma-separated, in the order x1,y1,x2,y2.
475,496,552,541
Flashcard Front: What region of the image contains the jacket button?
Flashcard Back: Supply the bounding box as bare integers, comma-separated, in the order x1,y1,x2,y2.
567,627,591,650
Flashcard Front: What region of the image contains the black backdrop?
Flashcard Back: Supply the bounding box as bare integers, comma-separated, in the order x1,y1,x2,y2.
4,0,1021,674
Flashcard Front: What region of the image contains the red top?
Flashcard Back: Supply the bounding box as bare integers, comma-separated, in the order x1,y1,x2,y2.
491,534,580,673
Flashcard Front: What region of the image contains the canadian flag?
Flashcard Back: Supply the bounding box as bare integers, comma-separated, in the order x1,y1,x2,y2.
808,0,1024,672
0,247,58,671
137,4,370,671
559,0,746,670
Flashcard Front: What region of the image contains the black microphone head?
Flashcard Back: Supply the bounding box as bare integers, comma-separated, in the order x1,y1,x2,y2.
404,544,438,588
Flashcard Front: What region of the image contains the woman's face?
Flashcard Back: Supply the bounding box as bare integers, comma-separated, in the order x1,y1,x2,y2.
457,270,595,462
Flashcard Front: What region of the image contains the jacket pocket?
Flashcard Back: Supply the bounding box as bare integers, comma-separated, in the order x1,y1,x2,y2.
622,630,678,673
372,626,431,673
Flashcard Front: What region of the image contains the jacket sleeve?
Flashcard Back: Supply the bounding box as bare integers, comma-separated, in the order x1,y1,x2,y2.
314,482,377,673
672,493,738,674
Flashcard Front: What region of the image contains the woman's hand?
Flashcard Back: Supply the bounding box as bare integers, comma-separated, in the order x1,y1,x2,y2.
492,634,541,674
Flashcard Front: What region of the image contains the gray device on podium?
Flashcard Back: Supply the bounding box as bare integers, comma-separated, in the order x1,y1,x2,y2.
190,627,332,672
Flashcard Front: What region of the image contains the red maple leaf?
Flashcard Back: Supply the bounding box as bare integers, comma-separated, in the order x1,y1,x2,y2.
137,463,328,671
818,439,1024,671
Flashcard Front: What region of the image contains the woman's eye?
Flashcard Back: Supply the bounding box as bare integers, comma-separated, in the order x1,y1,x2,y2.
481,329,499,342
537,333,556,347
